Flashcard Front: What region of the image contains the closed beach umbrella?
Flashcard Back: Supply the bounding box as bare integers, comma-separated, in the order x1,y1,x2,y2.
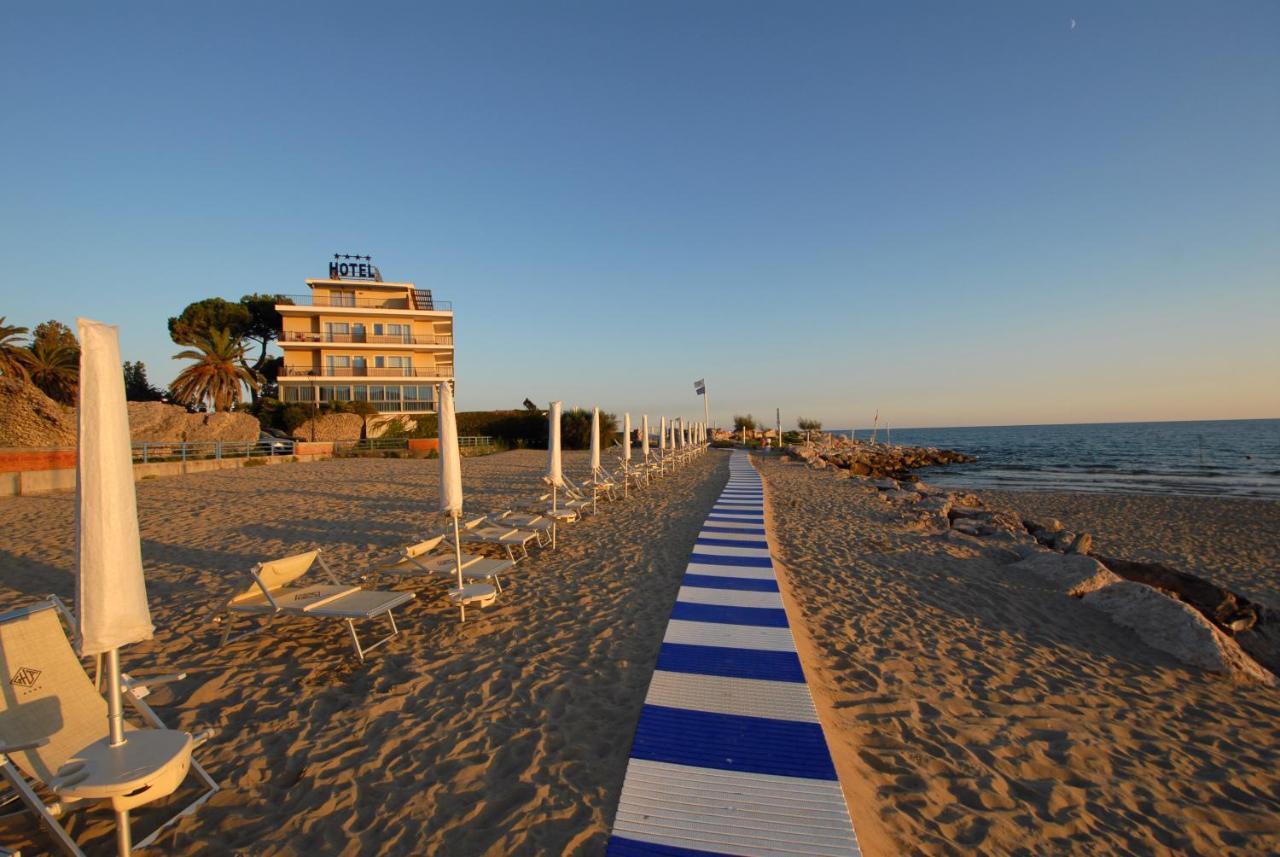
77,318,161,856
659,416,667,452
621,413,632,497
548,399,564,494
641,414,650,460
547,401,564,546
589,407,601,477
77,319,153,660
437,381,468,620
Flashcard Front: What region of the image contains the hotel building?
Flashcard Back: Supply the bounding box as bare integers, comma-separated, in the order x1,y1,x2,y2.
275,260,453,415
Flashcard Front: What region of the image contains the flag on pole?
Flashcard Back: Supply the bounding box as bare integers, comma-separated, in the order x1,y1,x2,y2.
694,379,705,395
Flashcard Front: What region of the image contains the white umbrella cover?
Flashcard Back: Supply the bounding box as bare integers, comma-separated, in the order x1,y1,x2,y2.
438,382,462,517
622,413,632,462
641,414,650,459
77,319,153,656
589,407,601,476
659,416,667,452
547,401,564,488
437,381,470,620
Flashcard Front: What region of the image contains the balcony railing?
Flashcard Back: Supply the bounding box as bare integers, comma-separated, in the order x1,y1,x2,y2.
281,331,453,346
281,366,455,378
277,294,452,311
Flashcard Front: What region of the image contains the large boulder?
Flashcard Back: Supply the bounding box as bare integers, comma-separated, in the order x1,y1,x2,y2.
127,402,259,443
0,378,76,447
294,413,364,442
1008,552,1121,597
1083,581,1277,685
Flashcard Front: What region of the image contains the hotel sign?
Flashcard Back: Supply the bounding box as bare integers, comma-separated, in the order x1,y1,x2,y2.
329,254,382,281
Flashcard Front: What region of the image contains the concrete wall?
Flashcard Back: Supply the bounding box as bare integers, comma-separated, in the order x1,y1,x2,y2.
0,452,334,497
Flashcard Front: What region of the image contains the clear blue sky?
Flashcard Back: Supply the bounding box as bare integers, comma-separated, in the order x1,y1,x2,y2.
3,2,1277,428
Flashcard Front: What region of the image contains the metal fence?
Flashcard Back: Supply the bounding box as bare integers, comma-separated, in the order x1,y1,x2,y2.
132,439,292,463
129,436,498,464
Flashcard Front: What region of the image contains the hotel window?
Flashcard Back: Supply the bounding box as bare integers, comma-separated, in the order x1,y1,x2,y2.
353,385,368,401
326,356,351,374
369,385,385,402
331,290,355,307
386,356,412,371
387,323,410,342
325,322,350,340
373,324,384,337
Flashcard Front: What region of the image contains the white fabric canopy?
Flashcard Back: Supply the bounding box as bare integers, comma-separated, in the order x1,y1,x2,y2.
547,401,564,487
76,318,153,656
659,416,667,451
622,413,632,461
641,415,650,458
439,381,463,517
590,407,601,473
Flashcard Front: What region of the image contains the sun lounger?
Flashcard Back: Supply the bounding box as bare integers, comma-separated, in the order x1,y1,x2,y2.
220,549,415,662
0,599,220,856
372,537,510,593
457,518,541,563
487,511,555,548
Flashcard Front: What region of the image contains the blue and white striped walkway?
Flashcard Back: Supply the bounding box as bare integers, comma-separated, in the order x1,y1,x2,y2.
608,451,860,856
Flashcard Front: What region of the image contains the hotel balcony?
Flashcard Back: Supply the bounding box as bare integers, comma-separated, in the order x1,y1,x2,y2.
280,330,454,348
281,366,455,379
277,294,452,312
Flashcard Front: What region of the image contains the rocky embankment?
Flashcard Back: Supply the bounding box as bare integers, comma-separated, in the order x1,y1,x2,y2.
786,436,974,479
0,378,77,447
0,380,259,447
783,449,1279,685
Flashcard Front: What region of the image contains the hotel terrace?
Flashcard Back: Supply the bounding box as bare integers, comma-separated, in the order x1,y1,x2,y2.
275,260,453,415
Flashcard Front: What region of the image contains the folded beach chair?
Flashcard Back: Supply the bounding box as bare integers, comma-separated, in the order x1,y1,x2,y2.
540,476,592,514
0,599,219,856
220,549,415,662
563,474,613,513
370,536,510,595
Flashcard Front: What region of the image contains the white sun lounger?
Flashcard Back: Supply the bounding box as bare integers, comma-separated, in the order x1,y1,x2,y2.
220,549,415,662
486,511,554,547
0,599,220,856
457,518,541,563
372,537,510,594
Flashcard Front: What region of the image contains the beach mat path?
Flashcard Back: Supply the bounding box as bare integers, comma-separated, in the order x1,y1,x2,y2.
607,450,861,856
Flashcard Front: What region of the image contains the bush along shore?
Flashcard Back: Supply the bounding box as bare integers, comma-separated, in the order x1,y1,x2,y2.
780,438,1278,686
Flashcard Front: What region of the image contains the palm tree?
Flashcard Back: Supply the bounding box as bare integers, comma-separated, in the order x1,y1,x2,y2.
27,337,79,404
0,317,33,381
170,328,259,412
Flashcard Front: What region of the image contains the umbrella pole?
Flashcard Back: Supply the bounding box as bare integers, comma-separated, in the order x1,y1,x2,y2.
453,514,465,623
552,485,557,549
106,648,133,856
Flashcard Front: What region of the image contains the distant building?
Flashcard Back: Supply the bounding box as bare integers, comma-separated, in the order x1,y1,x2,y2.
275,259,454,415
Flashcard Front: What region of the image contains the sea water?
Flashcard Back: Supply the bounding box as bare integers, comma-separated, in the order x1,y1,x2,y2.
830,419,1280,499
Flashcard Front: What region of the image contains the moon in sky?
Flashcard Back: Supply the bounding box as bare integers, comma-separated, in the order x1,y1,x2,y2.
1070,18,1077,30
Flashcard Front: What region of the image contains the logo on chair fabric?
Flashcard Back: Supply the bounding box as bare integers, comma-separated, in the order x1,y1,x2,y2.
10,667,41,687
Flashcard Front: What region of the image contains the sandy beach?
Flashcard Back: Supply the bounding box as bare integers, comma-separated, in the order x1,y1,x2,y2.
756,454,1280,855
0,450,725,855
3,449,1279,855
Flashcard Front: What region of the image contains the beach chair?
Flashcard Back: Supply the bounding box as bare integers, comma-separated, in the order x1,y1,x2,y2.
0,599,219,856
370,536,509,595
563,474,613,513
457,517,541,563
486,511,555,548
220,549,415,662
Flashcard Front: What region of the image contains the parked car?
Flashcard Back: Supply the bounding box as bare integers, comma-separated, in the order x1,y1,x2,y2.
258,432,295,455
